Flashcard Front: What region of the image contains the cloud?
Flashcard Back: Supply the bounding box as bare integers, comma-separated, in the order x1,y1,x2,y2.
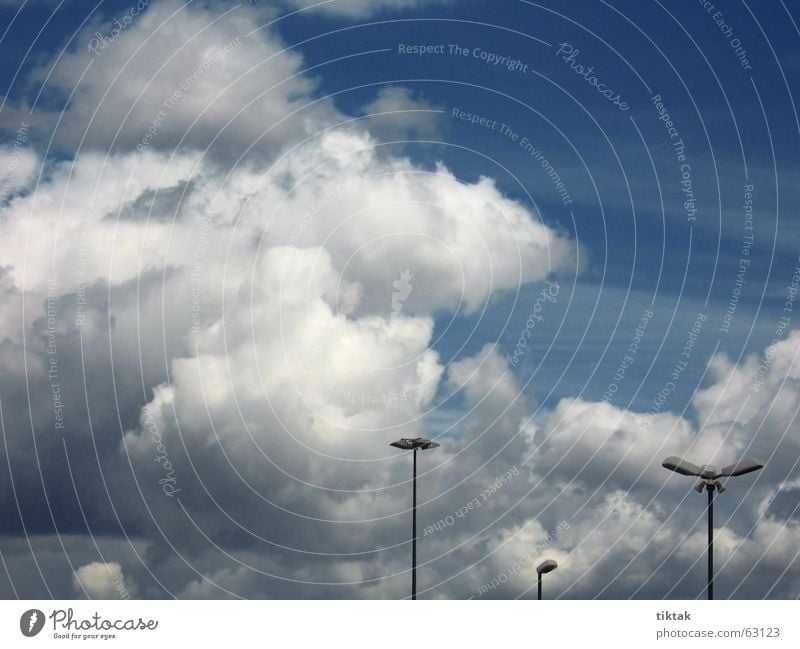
72,561,135,599
689,329,800,476
1,141,38,195
437,335,800,599
179,566,250,599
535,397,701,489
1,127,574,311
261,130,576,315
6,0,339,157
0,0,575,583
0,45,573,597
359,86,443,142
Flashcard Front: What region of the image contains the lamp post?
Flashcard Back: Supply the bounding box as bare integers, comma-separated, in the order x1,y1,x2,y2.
390,437,439,600
661,456,763,600
536,559,558,600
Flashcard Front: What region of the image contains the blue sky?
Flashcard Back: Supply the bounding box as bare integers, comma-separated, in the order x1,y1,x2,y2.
270,0,799,408
245,0,800,418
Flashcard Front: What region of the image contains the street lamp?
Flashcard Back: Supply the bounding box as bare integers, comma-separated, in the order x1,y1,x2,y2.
662,456,764,600
390,437,440,600
536,559,558,600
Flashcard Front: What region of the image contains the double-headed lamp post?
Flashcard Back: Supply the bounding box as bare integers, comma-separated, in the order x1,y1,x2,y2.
390,437,440,600
536,559,558,600
661,456,764,600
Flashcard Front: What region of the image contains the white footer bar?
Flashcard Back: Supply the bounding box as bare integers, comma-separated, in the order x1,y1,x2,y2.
1,600,796,647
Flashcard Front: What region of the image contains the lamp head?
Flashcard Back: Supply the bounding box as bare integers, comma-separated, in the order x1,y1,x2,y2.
662,456,703,477
718,458,764,477
390,437,440,451
536,559,558,575
700,465,718,479
664,456,764,480
694,479,726,494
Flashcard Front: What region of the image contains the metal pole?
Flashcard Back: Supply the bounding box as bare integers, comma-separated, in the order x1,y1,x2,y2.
538,574,542,600
707,484,714,601
412,447,417,600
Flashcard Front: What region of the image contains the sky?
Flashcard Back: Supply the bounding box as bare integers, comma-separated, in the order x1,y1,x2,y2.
0,0,799,600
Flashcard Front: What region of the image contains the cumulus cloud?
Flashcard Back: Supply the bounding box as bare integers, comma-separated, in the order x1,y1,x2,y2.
536,397,701,489
691,330,800,471
6,0,339,156
0,149,202,294
0,0,573,595
262,131,576,315
73,561,135,599
360,86,442,142
0,0,575,582
0,128,574,309
437,334,800,599
1,141,38,195
122,243,444,499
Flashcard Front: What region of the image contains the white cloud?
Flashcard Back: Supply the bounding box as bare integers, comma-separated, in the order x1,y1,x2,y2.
690,329,800,473
535,397,705,489
1,128,574,313
446,334,800,599
13,0,339,155
262,130,576,315
123,243,443,504
0,13,574,576
1,142,38,194
0,148,202,293
360,86,442,141
481,491,673,598
73,561,134,599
